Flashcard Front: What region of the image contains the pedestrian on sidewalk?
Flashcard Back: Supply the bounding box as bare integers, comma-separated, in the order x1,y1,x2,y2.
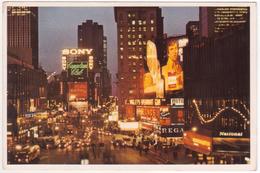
138,142,142,156
173,143,178,160
91,143,96,159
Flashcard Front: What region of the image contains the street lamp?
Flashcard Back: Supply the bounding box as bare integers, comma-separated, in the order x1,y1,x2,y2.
192,127,198,132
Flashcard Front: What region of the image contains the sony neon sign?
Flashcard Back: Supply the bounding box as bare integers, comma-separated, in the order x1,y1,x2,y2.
62,48,93,55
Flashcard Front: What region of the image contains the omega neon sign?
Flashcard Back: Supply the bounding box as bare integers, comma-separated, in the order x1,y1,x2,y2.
62,48,93,55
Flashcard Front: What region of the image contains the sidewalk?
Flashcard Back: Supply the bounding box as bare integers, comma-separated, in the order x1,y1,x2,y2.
147,145,195,164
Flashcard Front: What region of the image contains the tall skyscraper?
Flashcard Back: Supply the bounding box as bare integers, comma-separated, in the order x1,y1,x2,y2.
78,20,105,71
78,20,111,104
199,7,249,37
7,7,39,68
114,7,163,118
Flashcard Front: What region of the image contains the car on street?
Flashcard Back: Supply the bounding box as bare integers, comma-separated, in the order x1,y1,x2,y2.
58,139,71,149
122,137,134,147
14,144,40,163
112,139,126,148
72,140,82,149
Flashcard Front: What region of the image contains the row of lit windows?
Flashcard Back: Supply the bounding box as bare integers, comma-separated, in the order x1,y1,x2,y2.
120,34,143,40
214,20,246,24
119,26,155,33
130,19,154,25
214,14,245,17
127,41,146,46
119,55,144,60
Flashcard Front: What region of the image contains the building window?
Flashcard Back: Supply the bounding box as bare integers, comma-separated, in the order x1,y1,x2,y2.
120,28,123,32
132,35,136,39
133,62,136,66
132,41,136,45
121,77,124,80
132,27,136,32
151,27,154,31
138,20,142,25
139,41,142,45
143,41,146,45
120,42,123,46
151,19,154,24
120,34,123,38
132,20,136,25
128,34,131,39
129,90,133,94
133,76,136,79
133,69,136,73
139,27,142,31
143,20,146,25
128,41,131,45
138,34,142,38
120,47,124,51
143,27,146,31
128,13,131,17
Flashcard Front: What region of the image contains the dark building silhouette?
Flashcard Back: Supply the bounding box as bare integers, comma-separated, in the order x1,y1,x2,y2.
183,23,250,162
78,20,112,105
199,7,249,38
186,21,200,40
7,7,39,69
7,7,47,142
114,7,164,118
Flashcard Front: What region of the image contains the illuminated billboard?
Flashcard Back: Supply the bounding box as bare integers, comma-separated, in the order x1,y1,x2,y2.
143,40,164,98
160,123,184,137
136,106,160,122
62,48,93,55
143,38,188,95
162,39,184,92
183,131,212,155
61,48,94,81
125,105,136,120
118,121,139,131
67,62,88,81
68,82,88,101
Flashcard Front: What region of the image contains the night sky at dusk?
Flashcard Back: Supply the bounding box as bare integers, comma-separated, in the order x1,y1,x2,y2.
39,7,199,95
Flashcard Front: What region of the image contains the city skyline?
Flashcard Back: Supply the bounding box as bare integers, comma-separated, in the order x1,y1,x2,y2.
5,5,253,167
39,7,199,95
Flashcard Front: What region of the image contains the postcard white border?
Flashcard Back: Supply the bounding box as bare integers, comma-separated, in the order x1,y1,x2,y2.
0,0,258,172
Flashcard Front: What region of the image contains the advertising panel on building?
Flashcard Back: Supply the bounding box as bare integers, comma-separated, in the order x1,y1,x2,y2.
162,38,186,93
136,106,160,122
160,123,184,137
183,131,212,155
68,82,88,101
67,62,88,81
125,105,136,120
118,121,139,131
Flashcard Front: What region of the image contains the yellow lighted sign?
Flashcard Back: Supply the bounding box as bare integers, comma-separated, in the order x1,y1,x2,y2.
192,138,211,147
62,48,93,55
88,56,94,70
